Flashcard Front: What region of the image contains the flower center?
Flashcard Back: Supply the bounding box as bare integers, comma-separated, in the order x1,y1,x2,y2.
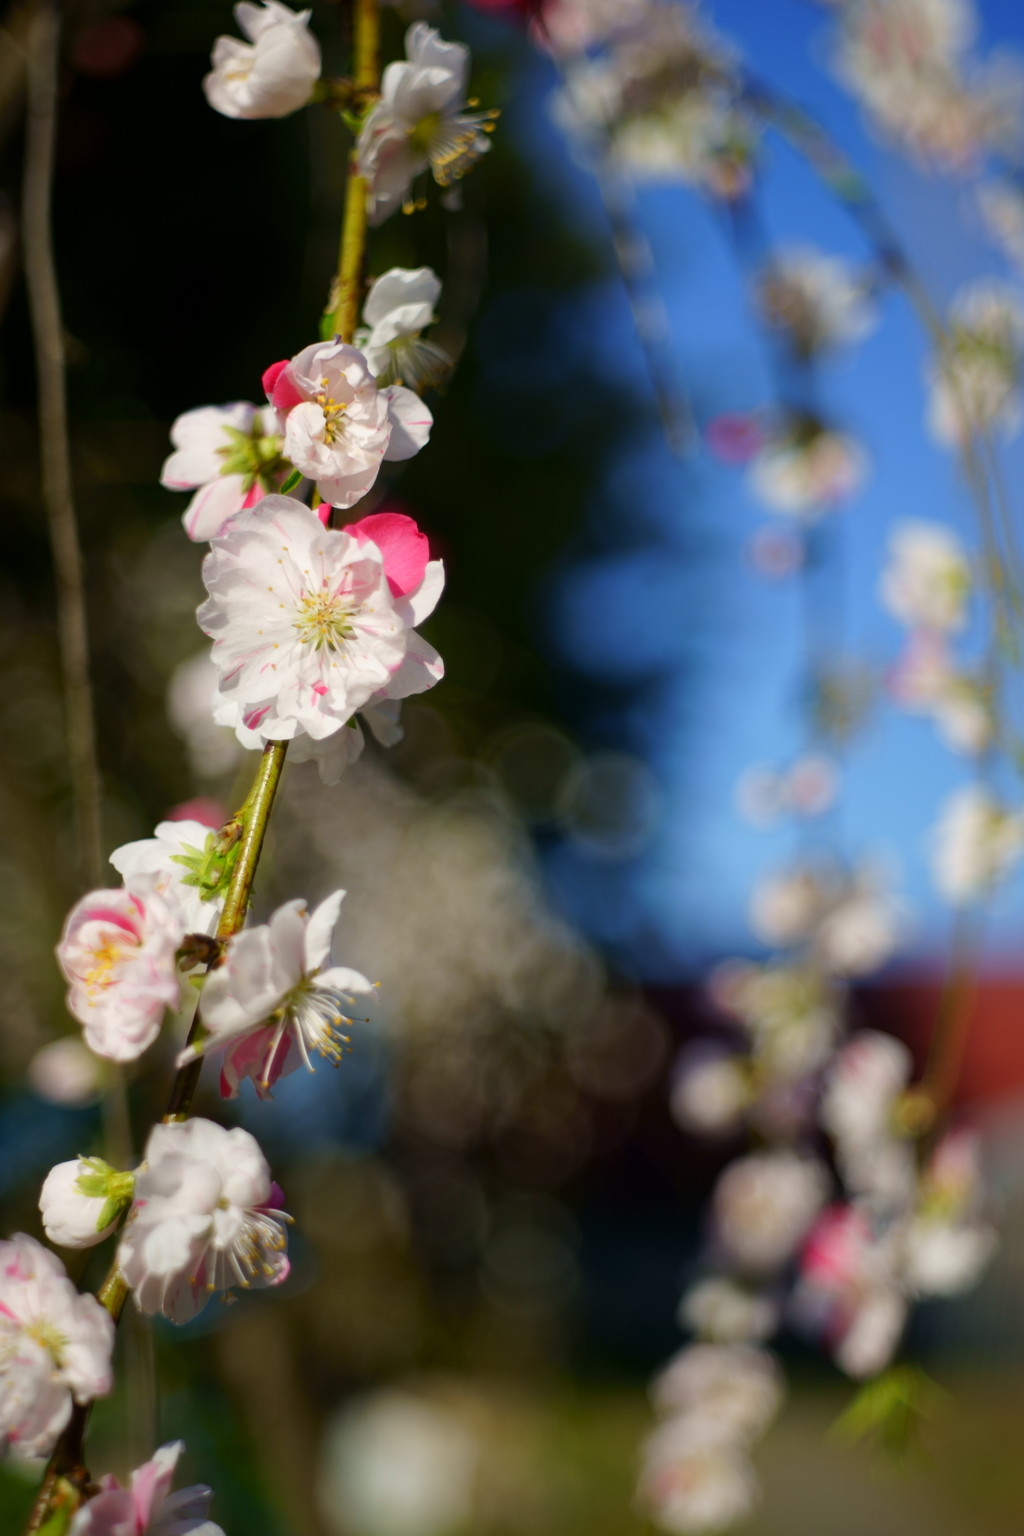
294,589,354,651
315,377,348,444
83,937,134,995
25,1319,67,1366
217,421,286,492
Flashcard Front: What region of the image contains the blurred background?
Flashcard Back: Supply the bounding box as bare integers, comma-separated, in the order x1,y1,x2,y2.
3,0,1024,1530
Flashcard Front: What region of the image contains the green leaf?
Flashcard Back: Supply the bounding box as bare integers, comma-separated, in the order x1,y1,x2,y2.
281,467,303,494
831,1365,949,1465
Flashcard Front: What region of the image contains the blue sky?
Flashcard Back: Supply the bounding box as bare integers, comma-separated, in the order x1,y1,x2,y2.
486,0,1024,975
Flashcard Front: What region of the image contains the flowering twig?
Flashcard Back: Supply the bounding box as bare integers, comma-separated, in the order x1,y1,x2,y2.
22,0,104,891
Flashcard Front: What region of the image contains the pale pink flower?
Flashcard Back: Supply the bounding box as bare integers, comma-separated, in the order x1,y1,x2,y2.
355,24,495,226
821,1031,916,1206
70,1440,224,1536
0,1233,114,1456
651,1344,783,1442
749,416,866,519
713,1151,829,1274
27,1038,103,1107
263,342,431,507
638,1420,759,1534
669,1041,750,1137
931,785,1024,903
754,247,875,360
118,1119,290,1324
796,1204,907,1378
200,499,443,748
204,0,321,120
57,884,184,1062
880,521,971,633
161,402,287,542
181,891,373,1099
110,820,232,938
679,1278,778,1345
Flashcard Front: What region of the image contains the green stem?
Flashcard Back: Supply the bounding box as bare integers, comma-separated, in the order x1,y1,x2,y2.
326,0,378,341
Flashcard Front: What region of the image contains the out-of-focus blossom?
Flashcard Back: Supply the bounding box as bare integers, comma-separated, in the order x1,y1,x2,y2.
888,633,994,756
669,1041,750,1137
118,1119,290,1323
0,1233,114,1456
204,0,321,119
319,1390,480,1536
754,248,875,360
679,1278,778,1345
736,755,839,826
750,862,904,977
748,415,867,519
200,499,444,749
70,1441,224,1536
355,24,496,225
880,521,971,633
979,178,1024,270
57,883,184,1062
903,1130,996,1296
284,699,404,786
931,785,1024,903
28,1037,103,1106
834,0,1023,169
638,1421,759,1534
553,6,756,199
536,0,653,55
711,959,840,1080
182,891,373,1100
356,268,450,390
110,820,232,937
161,402,288,542
795,1204,907,1378
40,1157,134,1249
651,1344,783,1441
713,1150,829,1273
167,652,244,781
263,341,431,507
928,280,1024,446
821,1031,916,1205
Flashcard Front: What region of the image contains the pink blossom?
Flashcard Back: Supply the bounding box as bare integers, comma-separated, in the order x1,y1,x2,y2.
57,884,184,1062
70,1440,224,1535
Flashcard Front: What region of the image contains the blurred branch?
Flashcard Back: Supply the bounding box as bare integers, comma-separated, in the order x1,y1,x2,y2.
22,0,104,890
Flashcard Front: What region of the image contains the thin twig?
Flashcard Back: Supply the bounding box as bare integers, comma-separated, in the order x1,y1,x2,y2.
22,0,104,890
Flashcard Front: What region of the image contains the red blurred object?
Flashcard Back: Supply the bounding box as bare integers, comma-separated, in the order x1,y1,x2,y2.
706,411,765,465
72,16,144,79
164,797,226,829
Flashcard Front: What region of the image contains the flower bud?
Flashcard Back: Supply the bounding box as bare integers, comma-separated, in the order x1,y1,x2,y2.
40,1157,135,1249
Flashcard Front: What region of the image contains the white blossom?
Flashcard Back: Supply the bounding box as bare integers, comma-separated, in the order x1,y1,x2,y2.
0,1233,114,1457
679,1278,778,1345
712,959,840,1081
713,1151,829,1273
931,785,1024,903
754,248,875,359
651,1344,783,1442
199,498,443,749
27,1038,103,1107
880,521,972,632
161,402,287,542
821,1031,915,1206
204,0,321,120
181,891,374,1099
264,340,431,507
70,1440,224,1536
57,882,184,1062
355,24,495,226
40,1158,133,1250
749,416,867,519
669,1042,750,1137
928,280,1024,446
118,1119,290,1323
111,820,232,937
357,267,450,390
638,1420,759,1534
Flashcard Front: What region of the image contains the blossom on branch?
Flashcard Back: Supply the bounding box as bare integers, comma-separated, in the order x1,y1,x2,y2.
199,499,444,749
0,1233,114,1457
181,890,373,1099
40,1157,135,1250
748,413,867,519
69,1440,225,1536
263,341,431,508
204,0,321,120
931,784,1024,902
111,819,237,937
161,402,289,543
118,1119,290,1323
754,248,875,361
927,280,1024,446
57,883,184,1062
880,521,971,633
355,24,497,225
357,267,450,390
